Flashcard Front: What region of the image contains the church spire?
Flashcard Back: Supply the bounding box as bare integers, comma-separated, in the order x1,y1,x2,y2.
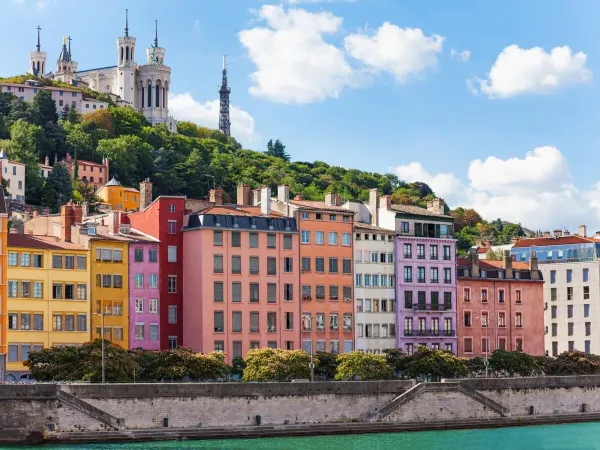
125,9,129,37
36,25,41,52
218,55,231,136
154,20,158,47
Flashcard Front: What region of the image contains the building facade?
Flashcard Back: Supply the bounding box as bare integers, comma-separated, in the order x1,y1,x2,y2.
129,195,187,350
60,153,110,192
182,202,300,361
0,151,26,202
97,178,140,212
5,234,91,380
353,223,396,353
0,192,9,380
457,251,545,358
512,234,600,355
271,188,355,355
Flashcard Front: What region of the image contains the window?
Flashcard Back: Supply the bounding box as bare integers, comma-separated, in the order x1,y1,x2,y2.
316,257,325,272
169,204,176,212
214,231,223,246
52,255,63,269
585,340,591,355
551,305,557,319
286,312,294,330
329,257,338,273
134,298,144,313
404,266,412,282
329,285,339,300
417,244,425,259
168,220,177,234
567,269,572,283
315,231,324,245
401,221,409,233
52,283,63,299
52,314,61,331
20,281,31,298
214,282,224,302
233,342,243,359
168,246,177,263
8,252,18,267
568,304,573,318
214,255,224,273
214,311,224,332
284,234,293,249
371,252,378,263
481,289,488,303
250,256,260,275
497,289,505,303
482,337,490,354
168,336,178,349
568,340,574,351
584,268,589,282
443,268,452,284
342,233,351,246
316,213,323,220
515,313,523,328
316,285,325,299
464,311,472,327
302,257,311,272
135,324,145,340
267,234,276,248
301,212,309,219
342,259,352,274
586,322,591,337
113,275,123,288
64,283,74,300
403,244,412,258
268,283,277,303
585,304,590,317
33,254,43,268
250,283,259,302
112,250,123,262
302,285,312,300
284,283,293,301
330,313,339,331
284,257,293,273
481,312,489,327
567,287,573,300
498,312,506,328
328,232,338,245
232,311,242,332
515,290,522,304
135,273,144,288
149,298,158,313
516,339,523,352
250,312,260,332
430,245,438,260
149,324,158,340
417,267,425,283
231,231,241,247
443,245,451,260
301,230,310,244
149,249,157,262
34,282,43,299
584,286,590,300
430,267,439,283
148,274,157,289
134,248,144,262
168,276,177,293
550,270,556,284
267,312,277,332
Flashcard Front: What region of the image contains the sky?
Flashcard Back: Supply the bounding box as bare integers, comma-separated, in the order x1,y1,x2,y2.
2,0,600,232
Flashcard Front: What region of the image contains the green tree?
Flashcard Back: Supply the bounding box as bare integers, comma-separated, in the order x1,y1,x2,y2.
242,349,312,382
383,348,408,378
545,351,600,375
42,163,73,212
7,119,45,204
265,139,290,161
32,89,58,125
403,346,468,381
109,106,150,136
314,352,338,380
488,349,536,377
335,351,393,381
485,248,503,260
97,135,154,186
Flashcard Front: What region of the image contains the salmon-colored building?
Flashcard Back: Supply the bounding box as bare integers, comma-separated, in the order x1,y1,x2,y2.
271,187,355,355
182,189,300,361
456,250,545,357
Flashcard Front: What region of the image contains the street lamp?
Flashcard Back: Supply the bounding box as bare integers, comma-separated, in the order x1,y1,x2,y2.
94,312,106,384
476,316,490,379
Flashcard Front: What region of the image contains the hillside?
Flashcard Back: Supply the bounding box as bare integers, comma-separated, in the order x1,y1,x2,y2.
0,83,527,253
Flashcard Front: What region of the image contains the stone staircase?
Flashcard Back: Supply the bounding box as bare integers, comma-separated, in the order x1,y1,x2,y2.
56,389,124,430
367,381,509,422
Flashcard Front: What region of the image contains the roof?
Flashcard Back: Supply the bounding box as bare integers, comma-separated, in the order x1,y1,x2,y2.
457,257,531,271
104,177,121,187
81,223,158,243
390,204,453,219
76,65,117,74
8,234,87,251
288,199,354,213
124,187,140,193
353,222,394,233
512,236,592,248
198,204,283,218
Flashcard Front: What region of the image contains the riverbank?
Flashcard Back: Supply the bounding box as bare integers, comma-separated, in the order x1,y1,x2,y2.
3,375,600,445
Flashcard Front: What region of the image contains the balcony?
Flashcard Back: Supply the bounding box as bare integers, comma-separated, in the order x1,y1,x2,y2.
403,329,456,337
412,303,452,312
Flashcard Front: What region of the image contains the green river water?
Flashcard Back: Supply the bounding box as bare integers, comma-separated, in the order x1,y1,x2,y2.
1,422,599,450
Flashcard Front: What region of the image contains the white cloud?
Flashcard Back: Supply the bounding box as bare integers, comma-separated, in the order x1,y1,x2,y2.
450,48,470,62
168,93,259,147
287,0,356,3
239,4,357,104
392,147,599,231
12,0,26,4
472,45,591,98
344,22,444,83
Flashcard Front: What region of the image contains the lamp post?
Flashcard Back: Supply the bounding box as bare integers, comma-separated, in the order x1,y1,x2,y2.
94,312,106,384
476,316,490,379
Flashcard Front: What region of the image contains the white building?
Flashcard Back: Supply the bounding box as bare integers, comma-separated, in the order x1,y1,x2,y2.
27,13,177,131
0,151,26,202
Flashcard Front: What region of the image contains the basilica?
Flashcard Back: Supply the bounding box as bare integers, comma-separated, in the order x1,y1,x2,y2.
28,11,177,132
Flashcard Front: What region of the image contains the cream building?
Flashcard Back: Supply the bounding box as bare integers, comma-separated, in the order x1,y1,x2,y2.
0,151,26,202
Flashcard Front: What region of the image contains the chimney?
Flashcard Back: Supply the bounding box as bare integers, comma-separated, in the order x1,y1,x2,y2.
427,198,445,215
380,195,391,210
139,178,153,211
502,249,513,279
324,192,336,206
277,185,290,204
44,155,49,166
553,229,562,238
529,251,539,280
468,248,480,278
82,202,89,218
579,224,587,238
72,203,82,224
237,184,250,206
294,194,304,201
209,188,224,206
368,188,378,226
251,189,261,206
112,210,119,235
104,157,110,180
60,204,74,242
260,186,271,216
335,194,342,207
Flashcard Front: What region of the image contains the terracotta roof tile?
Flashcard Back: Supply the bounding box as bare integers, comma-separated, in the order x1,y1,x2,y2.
457,257,531,271
199,205,283,218
289,200,354,213
512,236,592,248
8,234,87,250
353,222,394,233
390,204,453,219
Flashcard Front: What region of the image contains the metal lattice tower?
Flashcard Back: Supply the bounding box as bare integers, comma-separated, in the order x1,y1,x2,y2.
218,55,231,136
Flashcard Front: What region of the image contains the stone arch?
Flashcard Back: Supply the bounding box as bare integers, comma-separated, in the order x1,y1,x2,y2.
126,46,129,61
120,46,124,63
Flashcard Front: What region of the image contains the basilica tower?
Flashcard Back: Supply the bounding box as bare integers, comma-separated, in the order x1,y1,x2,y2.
117,9,136,106
29,26,47,77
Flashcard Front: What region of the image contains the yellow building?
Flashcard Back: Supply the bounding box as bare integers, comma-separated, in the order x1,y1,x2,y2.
0,192,8,381
5,234,91,379
97,178,140,212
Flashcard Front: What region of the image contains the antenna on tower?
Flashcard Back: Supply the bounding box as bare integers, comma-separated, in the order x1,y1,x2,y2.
219,54,231,136
36,25,41,52
125,9,129,37
154,20,158,47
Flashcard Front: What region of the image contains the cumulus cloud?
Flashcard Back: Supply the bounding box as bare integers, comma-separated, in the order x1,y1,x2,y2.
239,5,357,104
392,147,598,231
168,93,259,147
344,23,444,83
471,45,591,98
450,48,470,62
287,0,356,3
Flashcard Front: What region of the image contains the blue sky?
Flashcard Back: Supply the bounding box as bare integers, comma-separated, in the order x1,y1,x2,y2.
2,0,600,230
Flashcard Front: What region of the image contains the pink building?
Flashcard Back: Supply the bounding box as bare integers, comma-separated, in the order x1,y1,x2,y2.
182,202,300,361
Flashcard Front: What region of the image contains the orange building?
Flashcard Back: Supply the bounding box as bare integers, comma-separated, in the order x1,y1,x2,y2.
97,178,140,212
60,153,110,192
0,190,8,380
182,194,300,362
271,187,355,355
456,250,545,358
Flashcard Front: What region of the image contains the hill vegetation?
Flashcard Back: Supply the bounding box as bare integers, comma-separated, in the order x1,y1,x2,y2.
0,84,528,252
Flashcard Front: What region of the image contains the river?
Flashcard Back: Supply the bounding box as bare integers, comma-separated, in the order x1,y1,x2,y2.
2,422,599,449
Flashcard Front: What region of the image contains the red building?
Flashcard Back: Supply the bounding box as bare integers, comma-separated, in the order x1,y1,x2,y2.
456,250,545,358
129,195,187,349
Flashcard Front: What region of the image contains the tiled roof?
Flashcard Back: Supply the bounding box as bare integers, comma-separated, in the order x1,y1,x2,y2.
8,234,87,250
353,222,394,233
457,257,531,271
512,236,592,248
289,200,354,213
390,204,453,219
104,177,121,187
124,187,139,192
198,205,283,218
82,224,157,243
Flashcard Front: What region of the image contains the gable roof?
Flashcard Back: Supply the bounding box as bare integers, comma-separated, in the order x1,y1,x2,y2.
457,257,531,271
8,234,87,251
